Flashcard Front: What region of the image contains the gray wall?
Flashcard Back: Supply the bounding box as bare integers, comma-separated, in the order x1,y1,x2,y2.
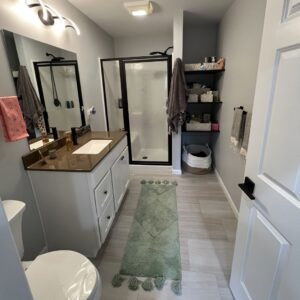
0,0,114,259
114,33,173,58
214,0,267,209
183,14,218,63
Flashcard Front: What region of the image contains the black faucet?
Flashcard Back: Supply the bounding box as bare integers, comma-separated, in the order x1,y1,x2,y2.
51,127,58,140
71,127,78,145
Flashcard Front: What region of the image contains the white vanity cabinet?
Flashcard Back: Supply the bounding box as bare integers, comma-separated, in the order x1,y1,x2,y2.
111,147,130,211
28,137,129,257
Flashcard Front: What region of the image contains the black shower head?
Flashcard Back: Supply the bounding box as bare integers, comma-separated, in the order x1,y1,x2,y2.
150,51,165,56
46,52,64,62
150,46,174,56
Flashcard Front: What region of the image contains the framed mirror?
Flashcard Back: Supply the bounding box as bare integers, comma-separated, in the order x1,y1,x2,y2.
1,30,86,150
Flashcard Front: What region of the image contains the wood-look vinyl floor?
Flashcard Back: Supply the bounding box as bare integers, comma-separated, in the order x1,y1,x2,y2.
92,173,237,300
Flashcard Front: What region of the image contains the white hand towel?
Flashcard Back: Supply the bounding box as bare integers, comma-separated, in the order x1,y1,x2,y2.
230,108,244,146
240,113,252,157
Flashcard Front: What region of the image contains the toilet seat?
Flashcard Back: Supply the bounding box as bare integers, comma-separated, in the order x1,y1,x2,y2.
25,250,101,300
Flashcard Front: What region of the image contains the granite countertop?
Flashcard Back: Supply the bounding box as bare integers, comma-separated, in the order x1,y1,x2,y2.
23,131,127,172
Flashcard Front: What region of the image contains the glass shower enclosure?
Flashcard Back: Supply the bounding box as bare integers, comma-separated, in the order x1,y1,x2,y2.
101,56,171,165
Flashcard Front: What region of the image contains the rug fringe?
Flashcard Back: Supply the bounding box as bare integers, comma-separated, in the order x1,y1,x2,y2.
128,277,141,290
142,278,154,291
112,275,182,294
154,276,166,290
140,179,178,186
111,273,125,287
171,280,182,295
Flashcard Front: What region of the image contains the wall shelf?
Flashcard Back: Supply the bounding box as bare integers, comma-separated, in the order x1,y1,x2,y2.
187,101,223,105
185,69,225,75
182,130,220,134
182,62,225,149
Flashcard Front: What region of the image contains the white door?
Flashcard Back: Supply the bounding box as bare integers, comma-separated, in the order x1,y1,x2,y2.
230,1,300,299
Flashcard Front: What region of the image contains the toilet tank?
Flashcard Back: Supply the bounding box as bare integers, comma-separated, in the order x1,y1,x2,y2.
2,200,26,259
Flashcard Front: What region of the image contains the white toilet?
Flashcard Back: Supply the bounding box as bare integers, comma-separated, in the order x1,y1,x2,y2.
3,200,102,300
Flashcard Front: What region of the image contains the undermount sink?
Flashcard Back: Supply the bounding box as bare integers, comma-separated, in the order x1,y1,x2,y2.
29,138,54,151
72,139,112,155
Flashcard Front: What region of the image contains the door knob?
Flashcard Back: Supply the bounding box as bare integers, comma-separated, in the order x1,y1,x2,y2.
238,177,255,200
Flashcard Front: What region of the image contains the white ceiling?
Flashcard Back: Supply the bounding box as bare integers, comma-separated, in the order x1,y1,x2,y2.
68,0,234,38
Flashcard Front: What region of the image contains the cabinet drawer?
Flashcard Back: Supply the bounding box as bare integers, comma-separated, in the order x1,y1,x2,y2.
94,171,113,217
98,197,115,242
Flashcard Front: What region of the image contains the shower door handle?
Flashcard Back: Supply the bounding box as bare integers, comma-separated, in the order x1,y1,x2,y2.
118,98,123,109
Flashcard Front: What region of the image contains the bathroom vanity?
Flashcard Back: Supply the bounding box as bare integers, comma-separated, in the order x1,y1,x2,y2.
24,131,129,257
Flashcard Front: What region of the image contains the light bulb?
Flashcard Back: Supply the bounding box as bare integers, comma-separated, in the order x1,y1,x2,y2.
132,10,147,16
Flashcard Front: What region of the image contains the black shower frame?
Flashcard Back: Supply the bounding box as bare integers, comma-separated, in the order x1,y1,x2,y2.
100,55,172,166
33,60,86,133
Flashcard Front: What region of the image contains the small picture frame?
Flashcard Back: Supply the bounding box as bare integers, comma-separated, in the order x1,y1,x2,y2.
202,113,211,123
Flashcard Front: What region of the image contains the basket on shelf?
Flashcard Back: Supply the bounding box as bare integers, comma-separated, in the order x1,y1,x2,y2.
188,94,199,103
201,92,214,103
186,120,211,131
184,63,202,71
184,58,225,71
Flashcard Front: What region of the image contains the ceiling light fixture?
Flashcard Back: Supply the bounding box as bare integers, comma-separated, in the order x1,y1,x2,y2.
124,1,153,17
24,0,80,35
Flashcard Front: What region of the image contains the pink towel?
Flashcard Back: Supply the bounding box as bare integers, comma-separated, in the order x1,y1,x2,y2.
0,96,29,142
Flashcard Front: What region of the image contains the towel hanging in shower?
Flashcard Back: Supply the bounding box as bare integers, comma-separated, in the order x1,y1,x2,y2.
167,58,187,134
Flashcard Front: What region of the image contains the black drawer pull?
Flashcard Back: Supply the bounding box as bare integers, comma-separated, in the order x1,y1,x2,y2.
104,190,108,195
107,216,111,220
120,155,125,161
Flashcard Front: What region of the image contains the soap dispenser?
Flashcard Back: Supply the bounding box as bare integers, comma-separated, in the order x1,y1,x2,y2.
65,132,73,151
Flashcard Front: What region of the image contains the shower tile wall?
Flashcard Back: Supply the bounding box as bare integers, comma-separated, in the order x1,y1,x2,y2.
39,66,82,130
102,60,124,131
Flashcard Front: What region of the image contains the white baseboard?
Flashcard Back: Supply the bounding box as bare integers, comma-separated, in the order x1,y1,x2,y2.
214,169,239,219
172,169,182,175
129,165,172,176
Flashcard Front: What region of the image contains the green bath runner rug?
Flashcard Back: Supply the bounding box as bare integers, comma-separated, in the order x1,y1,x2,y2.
112,180,182,295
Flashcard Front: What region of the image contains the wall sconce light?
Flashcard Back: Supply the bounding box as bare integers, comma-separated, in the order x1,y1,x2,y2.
24,0,81,35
